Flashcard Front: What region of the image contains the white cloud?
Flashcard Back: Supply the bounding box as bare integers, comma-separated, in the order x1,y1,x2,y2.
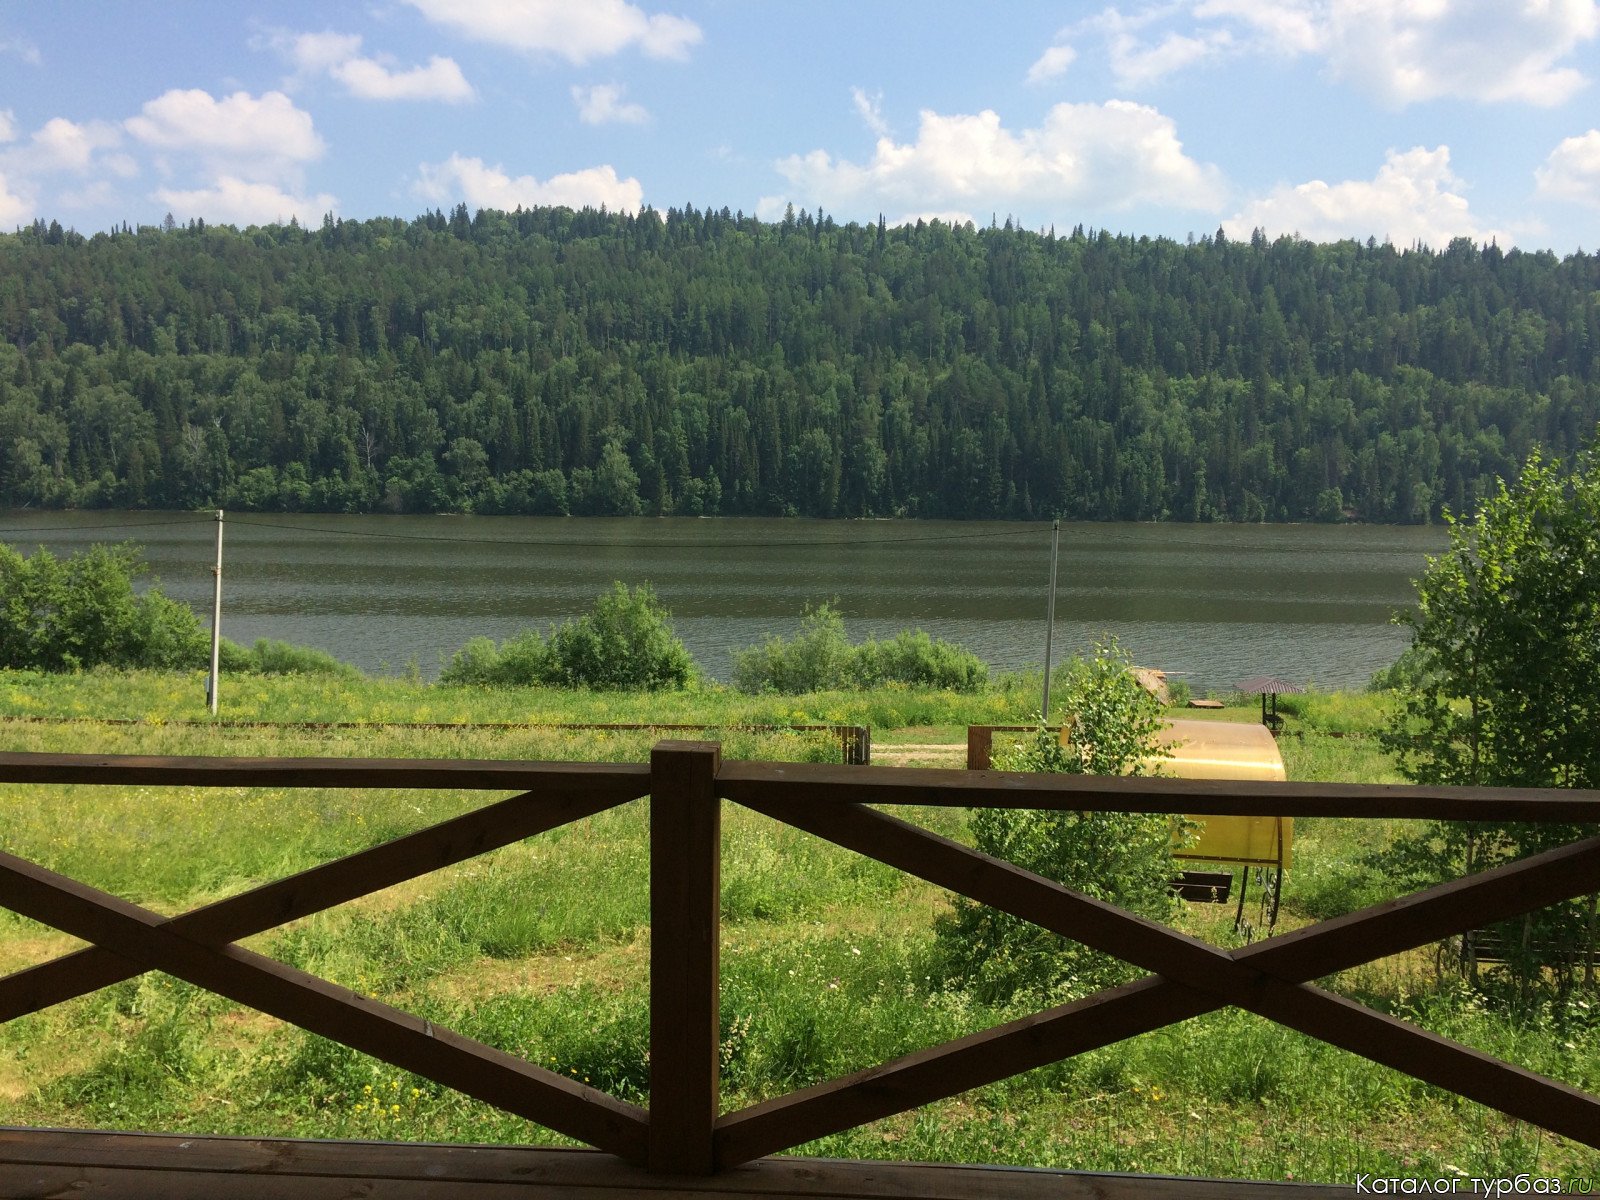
1026,44,1077,84
153,176,337,227
1223,145,1507,247
1053,5,1234,88
770,101,1225,221
403,0,701,64
1321,0,1599,107
851,87,890,137
334,54,474,102
126,89,325,166
0,171,29,226
289,31,364,72
287,30,474,102
0,34,40,65
0,115,126,228
1536,129,1600,205
572,83,649,124
414,153,643,212
30,117,121,173
1192,0,1322,55
1047,1,1599,105
58,180,122,211
1111,28,1232,87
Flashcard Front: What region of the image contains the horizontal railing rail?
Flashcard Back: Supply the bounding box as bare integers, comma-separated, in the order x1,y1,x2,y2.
0,716,873,764
0,745,1596,1178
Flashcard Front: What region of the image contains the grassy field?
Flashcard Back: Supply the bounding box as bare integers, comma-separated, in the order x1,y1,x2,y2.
0,669,1595,1184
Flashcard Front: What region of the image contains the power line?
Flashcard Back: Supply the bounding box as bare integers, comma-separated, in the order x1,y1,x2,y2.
224,516,1052,550
0,511,1440,554
0,515,212,537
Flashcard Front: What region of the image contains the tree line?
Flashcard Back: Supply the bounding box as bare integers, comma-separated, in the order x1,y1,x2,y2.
2,204,1598,521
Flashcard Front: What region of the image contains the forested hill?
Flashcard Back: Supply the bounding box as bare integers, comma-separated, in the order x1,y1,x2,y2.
3,205,1599,522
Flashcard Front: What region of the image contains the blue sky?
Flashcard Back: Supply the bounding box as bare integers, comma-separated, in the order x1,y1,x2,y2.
2,1,1599,251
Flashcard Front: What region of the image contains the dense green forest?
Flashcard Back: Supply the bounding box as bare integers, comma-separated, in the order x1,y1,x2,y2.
2,204,1598,521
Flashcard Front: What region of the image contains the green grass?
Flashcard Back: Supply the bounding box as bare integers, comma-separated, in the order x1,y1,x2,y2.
0,665,1030,729
0,669,1595,1183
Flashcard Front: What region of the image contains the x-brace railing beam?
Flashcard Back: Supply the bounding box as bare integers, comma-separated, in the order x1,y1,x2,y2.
0,849,649,1161
717,798,1600,1164
0,783,642,1021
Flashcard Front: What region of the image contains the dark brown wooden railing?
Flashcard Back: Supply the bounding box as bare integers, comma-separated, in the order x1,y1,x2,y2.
1,743,1597,1178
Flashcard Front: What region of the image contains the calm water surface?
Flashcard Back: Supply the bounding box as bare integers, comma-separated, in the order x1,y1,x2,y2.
0,512,1447,691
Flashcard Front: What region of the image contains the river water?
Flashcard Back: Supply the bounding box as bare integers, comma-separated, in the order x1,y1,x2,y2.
0,512,1447,691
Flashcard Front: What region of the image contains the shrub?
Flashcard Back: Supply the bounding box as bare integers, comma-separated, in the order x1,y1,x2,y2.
0,541,208,671
935,638,1181,1005
1367,643,1434,692
438,636,507,686
852,629,988,691
544,582,693,690
441,583,694,691
240,638,359,678
732,602,852,693
1379,446,1600,1004
732,603,988,693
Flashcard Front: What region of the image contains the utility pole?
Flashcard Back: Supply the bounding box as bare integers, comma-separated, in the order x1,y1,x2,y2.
207,509,223,715
1040,518,1060,720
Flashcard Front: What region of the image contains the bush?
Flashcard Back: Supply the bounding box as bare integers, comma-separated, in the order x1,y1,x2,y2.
852,629,988,691
438,636,506,686
0,541,208,671
544,582,694,690
935,639,1181,1005
441,583,694,691
732,602,853,693
1367,643,1434,692
1379,446,1600,1004
217,638,360,678
732,603,988,693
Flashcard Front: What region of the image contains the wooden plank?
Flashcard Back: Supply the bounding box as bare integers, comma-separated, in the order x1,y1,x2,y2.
717,976,1215,1167
649,742,723,1174
965,727,993,772
0,852,649,1162
0,785,639,1022
720,799,1600,1161
1241,835,1600,983
0,1129,1355,1198
718,833,1600,1162
716,760,1600,821
0,750,649,791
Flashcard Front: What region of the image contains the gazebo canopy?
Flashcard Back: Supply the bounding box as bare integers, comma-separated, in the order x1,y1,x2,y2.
1235,676,1303,695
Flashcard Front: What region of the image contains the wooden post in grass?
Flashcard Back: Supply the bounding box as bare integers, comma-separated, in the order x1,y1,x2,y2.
648,740,721,1173
207,509,224,716
1041,518,1060,721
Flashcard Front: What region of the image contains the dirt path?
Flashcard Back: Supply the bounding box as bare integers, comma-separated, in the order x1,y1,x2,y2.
872,743,966,766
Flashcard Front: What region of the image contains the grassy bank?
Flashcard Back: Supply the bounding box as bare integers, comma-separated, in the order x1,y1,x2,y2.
0,670,1594,1182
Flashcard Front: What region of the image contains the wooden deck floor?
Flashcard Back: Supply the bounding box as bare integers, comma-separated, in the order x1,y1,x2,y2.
2,1128,1353,1198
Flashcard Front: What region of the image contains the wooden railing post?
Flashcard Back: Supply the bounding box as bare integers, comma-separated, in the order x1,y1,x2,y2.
648,740,722,1174
967,725,993,771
